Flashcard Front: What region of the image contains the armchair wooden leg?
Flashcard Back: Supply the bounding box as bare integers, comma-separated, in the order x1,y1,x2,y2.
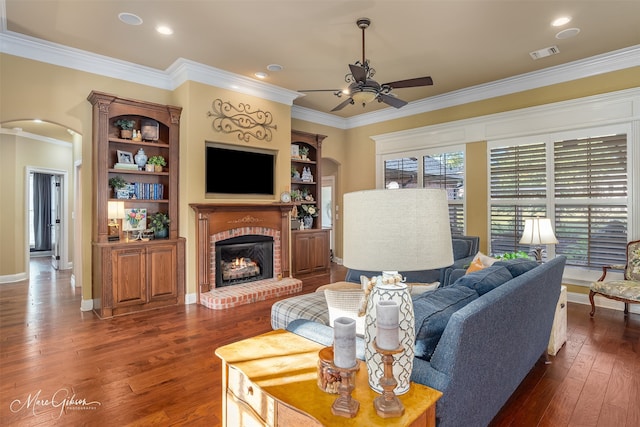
589,290,596,317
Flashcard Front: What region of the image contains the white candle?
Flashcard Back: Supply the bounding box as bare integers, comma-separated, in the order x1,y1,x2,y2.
333,317,357,368
376,300,400,350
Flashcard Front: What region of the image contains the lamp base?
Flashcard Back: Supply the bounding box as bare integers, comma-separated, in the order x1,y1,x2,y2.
108,221,120,241
533,247,544,263
363,275,414,395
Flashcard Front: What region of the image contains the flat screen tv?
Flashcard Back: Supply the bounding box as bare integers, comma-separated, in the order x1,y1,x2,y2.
205,142,276,195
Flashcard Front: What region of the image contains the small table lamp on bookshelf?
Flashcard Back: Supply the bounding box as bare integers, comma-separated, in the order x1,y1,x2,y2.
519,217,558,263
107,201,125,241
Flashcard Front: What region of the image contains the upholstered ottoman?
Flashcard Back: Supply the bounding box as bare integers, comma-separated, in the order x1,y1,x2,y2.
270,281,362,330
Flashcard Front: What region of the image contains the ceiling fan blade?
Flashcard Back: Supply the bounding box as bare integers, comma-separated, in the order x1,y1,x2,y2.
383,76,433,89
331,98,354,112
298,89,342,93
378,93,408,109
349,64,367,83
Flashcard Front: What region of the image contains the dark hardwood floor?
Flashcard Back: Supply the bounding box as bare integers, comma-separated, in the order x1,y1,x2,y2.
1,259,638,426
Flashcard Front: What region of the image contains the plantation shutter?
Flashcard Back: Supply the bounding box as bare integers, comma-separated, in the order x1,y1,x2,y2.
490,143,546,199
490,143,547,256
554,135,628,267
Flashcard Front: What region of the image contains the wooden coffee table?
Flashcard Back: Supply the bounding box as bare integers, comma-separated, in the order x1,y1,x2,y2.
215,329,442,427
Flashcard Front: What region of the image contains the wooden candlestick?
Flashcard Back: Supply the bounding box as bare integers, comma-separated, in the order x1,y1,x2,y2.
373,340,405,418
330,363,360,418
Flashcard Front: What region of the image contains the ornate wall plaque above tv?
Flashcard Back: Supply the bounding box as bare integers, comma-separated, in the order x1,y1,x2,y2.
141,119,159,141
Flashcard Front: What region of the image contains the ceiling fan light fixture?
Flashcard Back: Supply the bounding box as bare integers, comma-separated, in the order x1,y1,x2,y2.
351,89,377,105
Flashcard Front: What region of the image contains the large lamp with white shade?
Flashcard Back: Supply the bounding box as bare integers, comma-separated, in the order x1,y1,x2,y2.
343,188,453,394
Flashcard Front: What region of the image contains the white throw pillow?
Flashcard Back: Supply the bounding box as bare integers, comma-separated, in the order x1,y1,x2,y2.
324,289,366,336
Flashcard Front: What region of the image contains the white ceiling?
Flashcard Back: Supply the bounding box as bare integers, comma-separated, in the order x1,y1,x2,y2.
2,0,640,140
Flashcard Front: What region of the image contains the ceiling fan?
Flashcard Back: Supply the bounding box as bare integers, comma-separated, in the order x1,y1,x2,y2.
300,18,433,112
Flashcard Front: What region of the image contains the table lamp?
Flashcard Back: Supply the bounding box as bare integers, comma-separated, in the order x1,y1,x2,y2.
519,217,558,263
343,188,453,394
107,201,125,241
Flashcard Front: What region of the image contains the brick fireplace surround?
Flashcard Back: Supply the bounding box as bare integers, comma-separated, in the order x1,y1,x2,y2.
189,203,302,309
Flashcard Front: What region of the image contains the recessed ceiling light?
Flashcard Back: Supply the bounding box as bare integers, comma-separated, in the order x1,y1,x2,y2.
33,119,42,123
267,64,283,72
556,28,580,39
118,12,143,26
552,16,571,27
156,25,173,35
255,72,268,79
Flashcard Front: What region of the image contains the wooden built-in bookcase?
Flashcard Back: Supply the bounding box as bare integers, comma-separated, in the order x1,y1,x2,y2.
290,130,330,276
88,91,185,318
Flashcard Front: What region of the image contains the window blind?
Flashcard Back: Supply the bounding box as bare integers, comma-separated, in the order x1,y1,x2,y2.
553,134,628,267
490,143,546,199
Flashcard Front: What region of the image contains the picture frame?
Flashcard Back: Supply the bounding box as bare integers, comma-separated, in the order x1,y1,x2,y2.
290,144,300,159
141,119,159,141
117,150,134,164
122,208,147,231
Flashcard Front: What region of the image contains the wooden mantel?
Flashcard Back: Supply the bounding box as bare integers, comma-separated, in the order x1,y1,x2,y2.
189,203,293,297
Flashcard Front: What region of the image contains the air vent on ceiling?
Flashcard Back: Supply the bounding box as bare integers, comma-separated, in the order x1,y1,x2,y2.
529,45,560,60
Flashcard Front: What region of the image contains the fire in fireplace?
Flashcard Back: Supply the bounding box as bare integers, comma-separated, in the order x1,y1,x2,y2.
215,235,274,287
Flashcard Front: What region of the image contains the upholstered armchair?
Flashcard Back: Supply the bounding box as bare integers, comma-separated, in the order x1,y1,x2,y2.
589,239,640,317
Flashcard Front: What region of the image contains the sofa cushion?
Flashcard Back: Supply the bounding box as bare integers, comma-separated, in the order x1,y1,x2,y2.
492,258,539,277
452,239,472,260
453,264,514,295
413,286,479,361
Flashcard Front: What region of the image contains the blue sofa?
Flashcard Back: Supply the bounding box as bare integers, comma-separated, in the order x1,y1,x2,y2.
274,256,566,427
344,235,479,285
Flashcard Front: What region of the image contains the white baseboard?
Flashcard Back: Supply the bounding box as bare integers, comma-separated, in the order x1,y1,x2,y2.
0,272,28,284
185,293,197,305
80,299,93,311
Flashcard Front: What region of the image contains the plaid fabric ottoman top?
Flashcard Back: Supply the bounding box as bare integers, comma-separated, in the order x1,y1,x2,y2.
270,291,330,330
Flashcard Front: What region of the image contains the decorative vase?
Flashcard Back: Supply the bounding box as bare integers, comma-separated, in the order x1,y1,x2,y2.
134,148,148,170
363,279,415,395
154,228,168,239
303,216,313,229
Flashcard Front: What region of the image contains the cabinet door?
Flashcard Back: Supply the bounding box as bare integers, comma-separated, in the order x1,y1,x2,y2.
147,243,178,301
293,234,313,275
111,247,147,307
310,231,329,272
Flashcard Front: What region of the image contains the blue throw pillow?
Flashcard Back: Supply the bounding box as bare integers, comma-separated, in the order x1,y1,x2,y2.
453,265,513,295
413,286,479,361
493,258,539,277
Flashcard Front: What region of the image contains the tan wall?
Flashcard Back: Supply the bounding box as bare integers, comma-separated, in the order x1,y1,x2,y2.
1,51,638,302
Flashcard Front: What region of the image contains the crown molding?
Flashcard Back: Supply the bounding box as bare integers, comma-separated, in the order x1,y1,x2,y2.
1,27,638,129
165,58,300,105
0,31,300,105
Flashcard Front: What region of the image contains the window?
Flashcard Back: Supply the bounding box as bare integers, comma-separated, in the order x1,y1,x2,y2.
553,135,628,266
384,157,418,189
490,133,628,267
383,149,464,235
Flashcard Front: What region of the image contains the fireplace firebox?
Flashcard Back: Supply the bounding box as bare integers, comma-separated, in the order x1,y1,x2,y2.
215,235,274,287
